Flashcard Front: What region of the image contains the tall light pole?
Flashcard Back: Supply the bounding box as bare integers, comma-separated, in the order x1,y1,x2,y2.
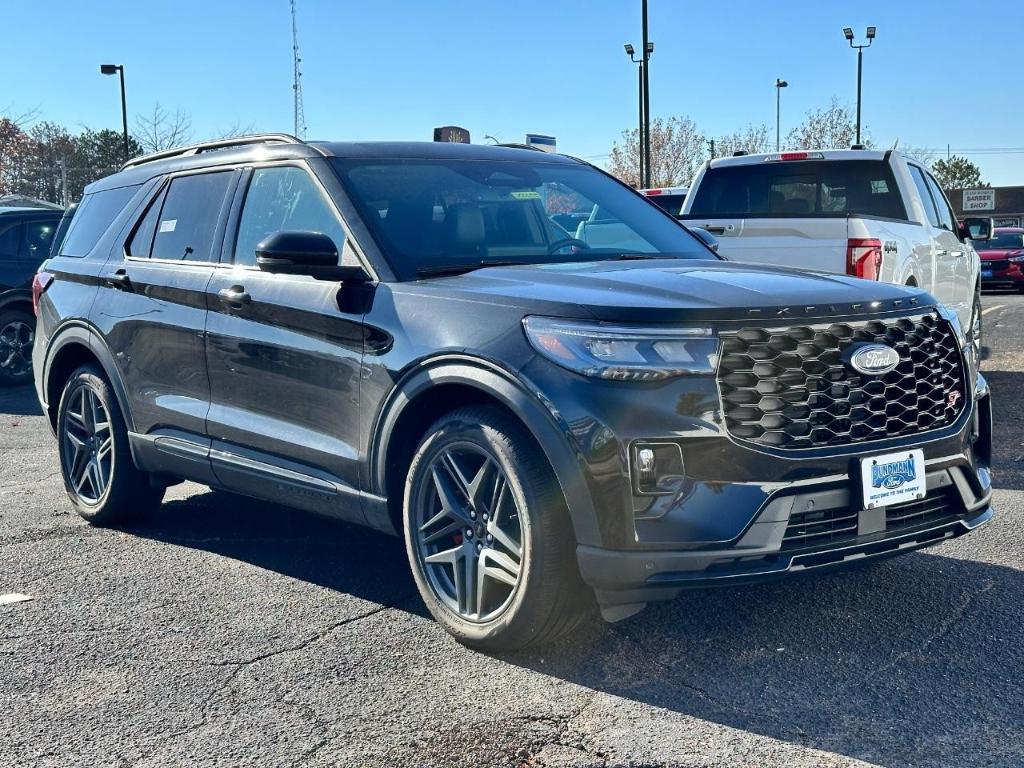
624,44,644,186
99,64,129,161
624,39,654,188
775,78,788,152
843,26,875,146
640,0,652,188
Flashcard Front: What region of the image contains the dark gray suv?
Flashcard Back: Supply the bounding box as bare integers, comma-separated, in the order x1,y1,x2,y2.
33,135,994,650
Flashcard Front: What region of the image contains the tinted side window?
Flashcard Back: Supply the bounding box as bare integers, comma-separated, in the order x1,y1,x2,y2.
0,224,20,261
151,172,232,262
233,166,348,267
924,173,955,231
908,166,940,227
126,187,168,258
20,219,59,263
61,185,141,257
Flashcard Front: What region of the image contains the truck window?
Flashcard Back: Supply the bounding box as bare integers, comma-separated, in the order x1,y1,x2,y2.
687,160,907,220
908,166,941,228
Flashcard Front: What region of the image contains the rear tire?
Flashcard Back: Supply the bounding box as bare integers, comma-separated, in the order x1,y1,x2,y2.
56,364,164,525
403,406,590,651
0,308,35,386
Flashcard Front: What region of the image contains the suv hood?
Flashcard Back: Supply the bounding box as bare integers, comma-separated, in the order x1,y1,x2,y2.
417,258,932,323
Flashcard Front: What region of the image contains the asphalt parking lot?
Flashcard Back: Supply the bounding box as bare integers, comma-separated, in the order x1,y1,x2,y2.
2,293,1023,768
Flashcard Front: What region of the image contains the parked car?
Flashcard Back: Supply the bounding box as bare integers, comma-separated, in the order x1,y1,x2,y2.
639,185,688,216
0,206,63,385
681,150,991,359
973,227,1024,292
34,136,993,650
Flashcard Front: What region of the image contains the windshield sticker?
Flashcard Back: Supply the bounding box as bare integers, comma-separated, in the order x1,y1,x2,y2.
159,219,177,233
510,191,541,200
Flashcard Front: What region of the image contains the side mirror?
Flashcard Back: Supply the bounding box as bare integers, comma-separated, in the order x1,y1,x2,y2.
960,217,994,241
256,231,368,281
688,226,720,253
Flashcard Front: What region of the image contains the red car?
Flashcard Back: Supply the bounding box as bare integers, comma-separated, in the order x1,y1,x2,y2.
976,227,1024,291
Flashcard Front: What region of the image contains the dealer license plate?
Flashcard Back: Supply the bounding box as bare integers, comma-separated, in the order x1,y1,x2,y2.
981,269,993,278
860,449,926,509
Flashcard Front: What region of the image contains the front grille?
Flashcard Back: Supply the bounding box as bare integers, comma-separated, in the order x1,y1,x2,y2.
781,486,964,552
984,259,1009,271
717,313,967,449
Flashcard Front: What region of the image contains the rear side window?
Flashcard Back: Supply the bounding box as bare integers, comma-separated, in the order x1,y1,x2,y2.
0,223,19,261
20,219,59,263
908,166,940,227
126,187,167,258
150,172,233,262
61,185,140,257
688,160,907,220
924,173,955,231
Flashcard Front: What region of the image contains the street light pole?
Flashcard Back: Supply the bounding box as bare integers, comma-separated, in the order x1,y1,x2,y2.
843,26,875,146
775,78,788,152
100,64,129,160
625,44,645,186
641,0,651,188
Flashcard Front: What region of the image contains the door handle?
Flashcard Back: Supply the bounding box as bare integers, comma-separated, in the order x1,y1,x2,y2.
218,285,251,308
704,225,727,234
105,269,132,291
934,249,948,256
950,250,965,258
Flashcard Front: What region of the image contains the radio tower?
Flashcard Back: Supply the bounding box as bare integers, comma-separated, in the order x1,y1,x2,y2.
290,0,306,138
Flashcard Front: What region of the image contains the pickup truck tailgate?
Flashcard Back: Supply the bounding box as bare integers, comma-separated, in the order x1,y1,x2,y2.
686,217,850,273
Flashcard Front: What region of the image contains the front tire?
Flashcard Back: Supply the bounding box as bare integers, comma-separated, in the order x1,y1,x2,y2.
968,286,982,363
403,406,589,651
56,365,164,525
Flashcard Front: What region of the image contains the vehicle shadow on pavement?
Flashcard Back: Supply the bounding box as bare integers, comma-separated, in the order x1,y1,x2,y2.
504,550,1024,767
985,369,1024,491
130,490,420,609
0,383,42,417
128,490,1023,768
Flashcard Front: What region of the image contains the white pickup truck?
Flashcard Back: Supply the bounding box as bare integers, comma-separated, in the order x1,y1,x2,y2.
680,149,992,352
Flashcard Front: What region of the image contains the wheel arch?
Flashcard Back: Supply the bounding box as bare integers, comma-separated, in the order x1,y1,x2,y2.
371,356,600,547
42,322,133,433
0,290,34,316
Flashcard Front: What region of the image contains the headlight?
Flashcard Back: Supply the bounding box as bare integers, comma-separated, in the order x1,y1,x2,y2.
522,317,719,380
1009,254,1024,264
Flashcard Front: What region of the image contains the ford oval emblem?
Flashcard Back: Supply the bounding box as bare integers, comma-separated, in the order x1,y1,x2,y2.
846,343,900,376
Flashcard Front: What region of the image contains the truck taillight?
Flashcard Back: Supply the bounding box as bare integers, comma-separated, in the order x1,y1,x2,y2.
846,239,883,280
32,271,53,316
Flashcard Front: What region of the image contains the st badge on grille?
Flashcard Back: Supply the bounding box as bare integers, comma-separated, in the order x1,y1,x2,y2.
844,343,900,376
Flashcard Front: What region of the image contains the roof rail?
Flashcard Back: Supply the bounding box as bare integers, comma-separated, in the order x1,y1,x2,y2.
120,133,304,171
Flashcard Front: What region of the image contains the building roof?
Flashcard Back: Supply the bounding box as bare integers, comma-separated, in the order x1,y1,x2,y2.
946,186,1024,217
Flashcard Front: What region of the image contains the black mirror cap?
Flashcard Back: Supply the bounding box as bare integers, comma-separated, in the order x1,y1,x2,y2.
688,226,720,253
961,217,994,241
256,231,369,281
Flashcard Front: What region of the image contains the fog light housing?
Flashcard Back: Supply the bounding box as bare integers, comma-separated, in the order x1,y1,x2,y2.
630,442,685,495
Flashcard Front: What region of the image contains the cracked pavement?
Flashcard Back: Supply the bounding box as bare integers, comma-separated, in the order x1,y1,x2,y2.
2,293,1023,767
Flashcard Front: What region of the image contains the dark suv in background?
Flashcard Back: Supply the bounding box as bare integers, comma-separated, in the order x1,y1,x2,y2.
0,206,63,385
33,135,994,650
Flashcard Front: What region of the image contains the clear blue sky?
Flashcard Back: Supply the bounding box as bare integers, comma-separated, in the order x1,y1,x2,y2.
5,0,1024,184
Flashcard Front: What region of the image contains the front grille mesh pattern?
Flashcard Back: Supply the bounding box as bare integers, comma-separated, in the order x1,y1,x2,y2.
781,486,963,552
985,259,1009,271
717,313,966,449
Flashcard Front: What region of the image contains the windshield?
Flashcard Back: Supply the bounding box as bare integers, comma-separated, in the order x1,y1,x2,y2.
977,231,1024,250
687,160,907,220
331,157,713,279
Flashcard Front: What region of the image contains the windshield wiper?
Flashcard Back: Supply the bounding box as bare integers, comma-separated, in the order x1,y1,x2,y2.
416,259,528,277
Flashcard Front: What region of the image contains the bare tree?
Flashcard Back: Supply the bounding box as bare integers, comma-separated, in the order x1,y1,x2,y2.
899,145,938,168
211,121,258,140
785,98,868,150
713,124,770,159
608,116,706,188
134,103,193,153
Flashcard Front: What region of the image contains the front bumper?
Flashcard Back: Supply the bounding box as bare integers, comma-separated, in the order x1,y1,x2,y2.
981,263,1024,288
563,371,994,621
